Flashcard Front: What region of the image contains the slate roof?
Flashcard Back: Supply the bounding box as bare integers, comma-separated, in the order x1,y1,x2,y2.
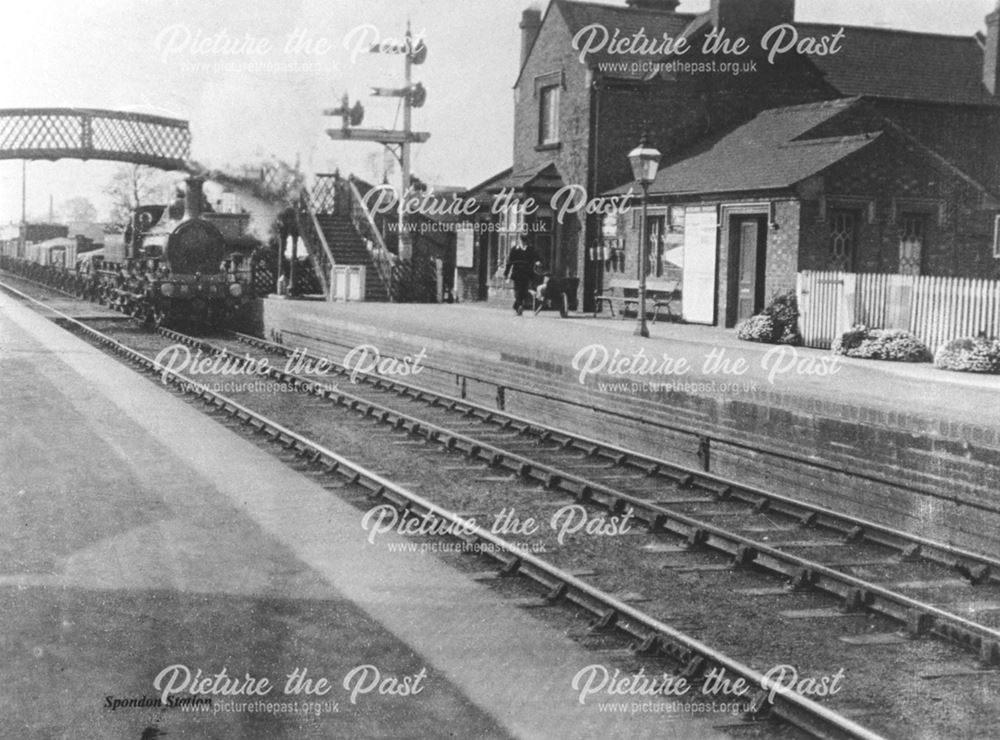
535,1,999,104
556,0,695,59
463,167,512,203
499,161,565,192
516,0,696,84
605,98,880,197
800,24,999,106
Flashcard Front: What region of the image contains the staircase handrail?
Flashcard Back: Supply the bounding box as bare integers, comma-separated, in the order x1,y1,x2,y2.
297,187,337,299
346,176,397,300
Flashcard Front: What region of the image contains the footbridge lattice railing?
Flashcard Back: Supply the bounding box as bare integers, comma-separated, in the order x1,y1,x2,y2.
0,108,191,170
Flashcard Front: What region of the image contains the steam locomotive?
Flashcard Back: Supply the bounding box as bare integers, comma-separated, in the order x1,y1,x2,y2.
1,177,253,328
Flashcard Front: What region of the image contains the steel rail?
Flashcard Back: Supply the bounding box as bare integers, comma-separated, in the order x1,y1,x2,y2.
162,328,1000,664
253,325,998,516
0,279,885,740
229,331,1000,586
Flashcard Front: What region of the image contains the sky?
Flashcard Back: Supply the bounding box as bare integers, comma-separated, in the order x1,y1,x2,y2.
0,0,996,224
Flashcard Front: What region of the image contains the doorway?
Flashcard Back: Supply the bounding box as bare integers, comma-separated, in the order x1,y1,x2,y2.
733,216,767,323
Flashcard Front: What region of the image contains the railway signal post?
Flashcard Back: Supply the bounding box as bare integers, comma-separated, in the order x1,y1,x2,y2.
325,22,429,260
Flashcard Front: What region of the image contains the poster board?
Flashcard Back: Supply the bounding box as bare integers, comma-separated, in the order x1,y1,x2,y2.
682,206,718,324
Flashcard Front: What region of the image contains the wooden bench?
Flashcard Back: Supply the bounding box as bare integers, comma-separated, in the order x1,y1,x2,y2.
594,278,678,323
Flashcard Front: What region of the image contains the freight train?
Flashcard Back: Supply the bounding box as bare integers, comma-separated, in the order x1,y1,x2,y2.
0,177,255,328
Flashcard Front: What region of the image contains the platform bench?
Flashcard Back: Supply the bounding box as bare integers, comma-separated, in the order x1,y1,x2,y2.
594,278,678,323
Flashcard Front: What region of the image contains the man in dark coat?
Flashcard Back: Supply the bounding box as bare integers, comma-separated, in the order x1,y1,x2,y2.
503,238,537,316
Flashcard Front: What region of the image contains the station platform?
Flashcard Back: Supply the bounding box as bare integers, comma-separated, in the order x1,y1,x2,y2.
265,298,1000,432
0,292,725,737
262,298,1000,556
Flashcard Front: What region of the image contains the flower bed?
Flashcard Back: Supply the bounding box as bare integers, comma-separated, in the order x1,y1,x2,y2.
831,326,931,362
735,291,801,345
934,337,1000,374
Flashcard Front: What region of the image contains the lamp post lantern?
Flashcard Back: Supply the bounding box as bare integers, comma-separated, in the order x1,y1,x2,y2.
628,136,661,338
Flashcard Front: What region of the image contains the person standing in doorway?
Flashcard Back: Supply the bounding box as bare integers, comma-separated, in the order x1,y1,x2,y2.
504,236,537,316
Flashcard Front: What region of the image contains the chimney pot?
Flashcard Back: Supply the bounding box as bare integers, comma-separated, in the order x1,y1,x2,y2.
625,0,681,10
985,5,1000,94
710,0,795,38
520,8,543,69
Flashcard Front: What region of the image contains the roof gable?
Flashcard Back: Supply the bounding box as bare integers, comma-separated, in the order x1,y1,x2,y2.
606,95,999,199
515,0,696,86
606,98,880,196
800,24,998,107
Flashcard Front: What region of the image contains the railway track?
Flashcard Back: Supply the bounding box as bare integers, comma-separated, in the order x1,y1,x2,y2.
163,330,1000,651
8,279,1000,738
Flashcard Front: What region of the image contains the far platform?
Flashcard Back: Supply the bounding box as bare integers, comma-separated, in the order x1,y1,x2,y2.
262,298,1000,555
263,298,1000,437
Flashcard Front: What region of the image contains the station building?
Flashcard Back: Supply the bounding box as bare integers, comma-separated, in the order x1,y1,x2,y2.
459,0,1000,324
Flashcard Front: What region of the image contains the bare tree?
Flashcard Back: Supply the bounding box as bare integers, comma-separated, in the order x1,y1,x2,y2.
104,165,173,228
59,196,98,224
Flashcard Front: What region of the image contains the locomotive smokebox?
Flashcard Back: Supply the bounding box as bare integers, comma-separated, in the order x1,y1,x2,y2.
183,176,205,221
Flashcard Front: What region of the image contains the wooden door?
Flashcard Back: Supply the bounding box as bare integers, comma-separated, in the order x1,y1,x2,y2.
736,217,765,322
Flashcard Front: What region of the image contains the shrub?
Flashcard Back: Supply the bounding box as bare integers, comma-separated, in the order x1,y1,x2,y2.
832,325,932,362
735,291,802,345
934,337,1000,374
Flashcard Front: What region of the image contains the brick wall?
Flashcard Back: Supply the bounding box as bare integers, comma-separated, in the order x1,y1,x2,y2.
798,132,1000,279
871,99,1000,197
764,200,802,299
500,3,1000,311
616,197,803,327
262,297,1000,555
513,8,590,282
510,10,837,309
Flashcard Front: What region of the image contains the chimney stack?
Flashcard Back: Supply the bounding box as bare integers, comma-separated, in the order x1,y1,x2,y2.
184,177,205,221
985,2,1000,95
710,0,795,39
625,0,681,11
520,8,542,69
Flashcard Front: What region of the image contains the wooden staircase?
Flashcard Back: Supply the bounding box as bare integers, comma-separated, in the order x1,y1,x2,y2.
313,213,390,302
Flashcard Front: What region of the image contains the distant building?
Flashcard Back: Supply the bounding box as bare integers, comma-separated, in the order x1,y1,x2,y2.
0,222,70,257
66,221,108,249
460,0,1000,323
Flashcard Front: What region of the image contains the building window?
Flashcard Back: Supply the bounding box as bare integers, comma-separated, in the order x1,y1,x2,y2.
829,209,858,271
667,205,685,232
600,213,625,274
646,215,665,278
898,213,927,275
539,85,560,145
994,215,1000,259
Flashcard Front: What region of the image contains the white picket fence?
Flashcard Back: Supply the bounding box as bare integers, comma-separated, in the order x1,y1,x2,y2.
796,271,1000,351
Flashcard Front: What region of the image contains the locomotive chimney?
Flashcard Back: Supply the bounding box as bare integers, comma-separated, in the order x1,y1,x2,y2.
184,176,205,221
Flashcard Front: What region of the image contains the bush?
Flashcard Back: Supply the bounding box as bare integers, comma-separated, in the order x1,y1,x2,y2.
736,314,779,343
735,291,802,345
832,325,932,362
934,337,1000,374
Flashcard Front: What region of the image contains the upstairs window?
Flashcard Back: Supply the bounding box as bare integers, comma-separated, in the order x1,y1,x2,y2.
539,85,560,146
